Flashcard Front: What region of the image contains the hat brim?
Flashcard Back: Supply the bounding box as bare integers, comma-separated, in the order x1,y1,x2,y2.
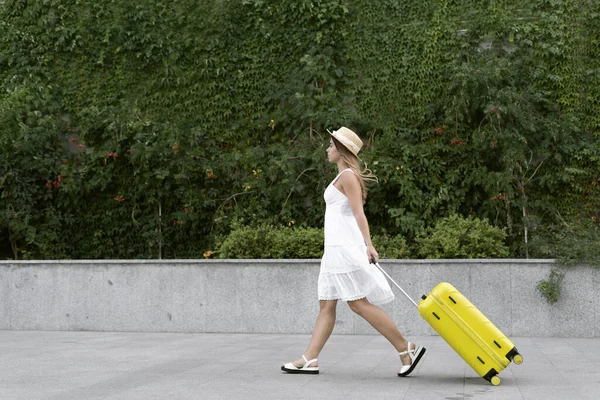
327,129,361,160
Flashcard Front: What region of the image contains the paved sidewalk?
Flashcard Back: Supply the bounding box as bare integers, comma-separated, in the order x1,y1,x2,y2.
1,331,599,400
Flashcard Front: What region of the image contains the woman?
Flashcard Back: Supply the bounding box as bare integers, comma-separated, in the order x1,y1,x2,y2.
281,127,426,377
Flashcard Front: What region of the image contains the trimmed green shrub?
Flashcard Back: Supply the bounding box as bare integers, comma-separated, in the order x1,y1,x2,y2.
217,225,324,259
372,234,411,259
217,225,411,259
416,214,509,259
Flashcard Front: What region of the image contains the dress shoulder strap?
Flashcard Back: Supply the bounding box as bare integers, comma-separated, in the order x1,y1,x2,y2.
331,168,354,185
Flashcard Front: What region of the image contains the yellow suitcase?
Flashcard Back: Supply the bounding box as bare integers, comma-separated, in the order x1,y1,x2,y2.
376,264,523,385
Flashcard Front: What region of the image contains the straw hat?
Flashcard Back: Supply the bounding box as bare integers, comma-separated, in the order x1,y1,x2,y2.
326,126,363,156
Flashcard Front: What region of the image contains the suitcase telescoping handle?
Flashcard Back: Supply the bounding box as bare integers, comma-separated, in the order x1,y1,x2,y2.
373,261,419,309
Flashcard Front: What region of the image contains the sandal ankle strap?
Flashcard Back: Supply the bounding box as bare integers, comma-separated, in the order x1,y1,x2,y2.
398,342,415,357
302,354,318,368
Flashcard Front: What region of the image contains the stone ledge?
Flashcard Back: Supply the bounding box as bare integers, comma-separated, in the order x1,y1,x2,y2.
0,259,596,337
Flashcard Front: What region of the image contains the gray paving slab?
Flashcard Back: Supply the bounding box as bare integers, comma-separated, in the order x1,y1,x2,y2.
1,331,599,400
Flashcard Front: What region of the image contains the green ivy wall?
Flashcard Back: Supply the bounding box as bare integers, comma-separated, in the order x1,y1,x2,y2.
0,0,598,259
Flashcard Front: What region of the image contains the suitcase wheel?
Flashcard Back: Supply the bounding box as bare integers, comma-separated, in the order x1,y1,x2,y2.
513,354,523,365
490,376,501,386
506,347,523,364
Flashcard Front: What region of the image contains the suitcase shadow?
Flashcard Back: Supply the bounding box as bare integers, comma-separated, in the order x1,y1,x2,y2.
413,374,512,387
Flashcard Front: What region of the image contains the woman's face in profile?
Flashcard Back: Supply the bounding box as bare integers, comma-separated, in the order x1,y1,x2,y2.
326,138,340,163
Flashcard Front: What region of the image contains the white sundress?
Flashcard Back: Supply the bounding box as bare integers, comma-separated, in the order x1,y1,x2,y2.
317,169,395,305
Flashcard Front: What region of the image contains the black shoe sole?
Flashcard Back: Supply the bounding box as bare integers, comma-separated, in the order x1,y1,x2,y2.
281,366,319,374
397,347,426,377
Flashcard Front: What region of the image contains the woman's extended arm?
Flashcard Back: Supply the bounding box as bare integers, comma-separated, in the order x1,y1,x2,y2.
338,173,379,263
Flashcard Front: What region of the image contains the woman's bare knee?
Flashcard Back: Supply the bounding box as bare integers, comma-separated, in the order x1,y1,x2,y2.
348,298,370,315
319,300,337,315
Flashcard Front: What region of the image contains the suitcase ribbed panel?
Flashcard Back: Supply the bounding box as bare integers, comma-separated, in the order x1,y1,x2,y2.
428,286,509,369
430,283,517,363
418,282,512,382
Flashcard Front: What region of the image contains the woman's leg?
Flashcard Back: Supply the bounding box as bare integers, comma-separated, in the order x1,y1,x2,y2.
347,298,417,368
288,300,337,367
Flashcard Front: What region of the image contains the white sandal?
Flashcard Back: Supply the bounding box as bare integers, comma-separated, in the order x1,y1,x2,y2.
281,355,319,374
397,342,426,377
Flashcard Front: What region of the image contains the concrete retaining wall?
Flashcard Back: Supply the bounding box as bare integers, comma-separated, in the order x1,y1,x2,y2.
0,259,598,337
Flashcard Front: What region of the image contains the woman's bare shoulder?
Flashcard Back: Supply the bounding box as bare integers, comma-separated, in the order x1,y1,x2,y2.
339,169,360,187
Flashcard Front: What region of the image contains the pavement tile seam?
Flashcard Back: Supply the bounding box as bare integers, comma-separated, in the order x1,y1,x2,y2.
2,332,600,399
342,351,382,398
50,357,221,400
534,337,591,396
507,362,525,400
